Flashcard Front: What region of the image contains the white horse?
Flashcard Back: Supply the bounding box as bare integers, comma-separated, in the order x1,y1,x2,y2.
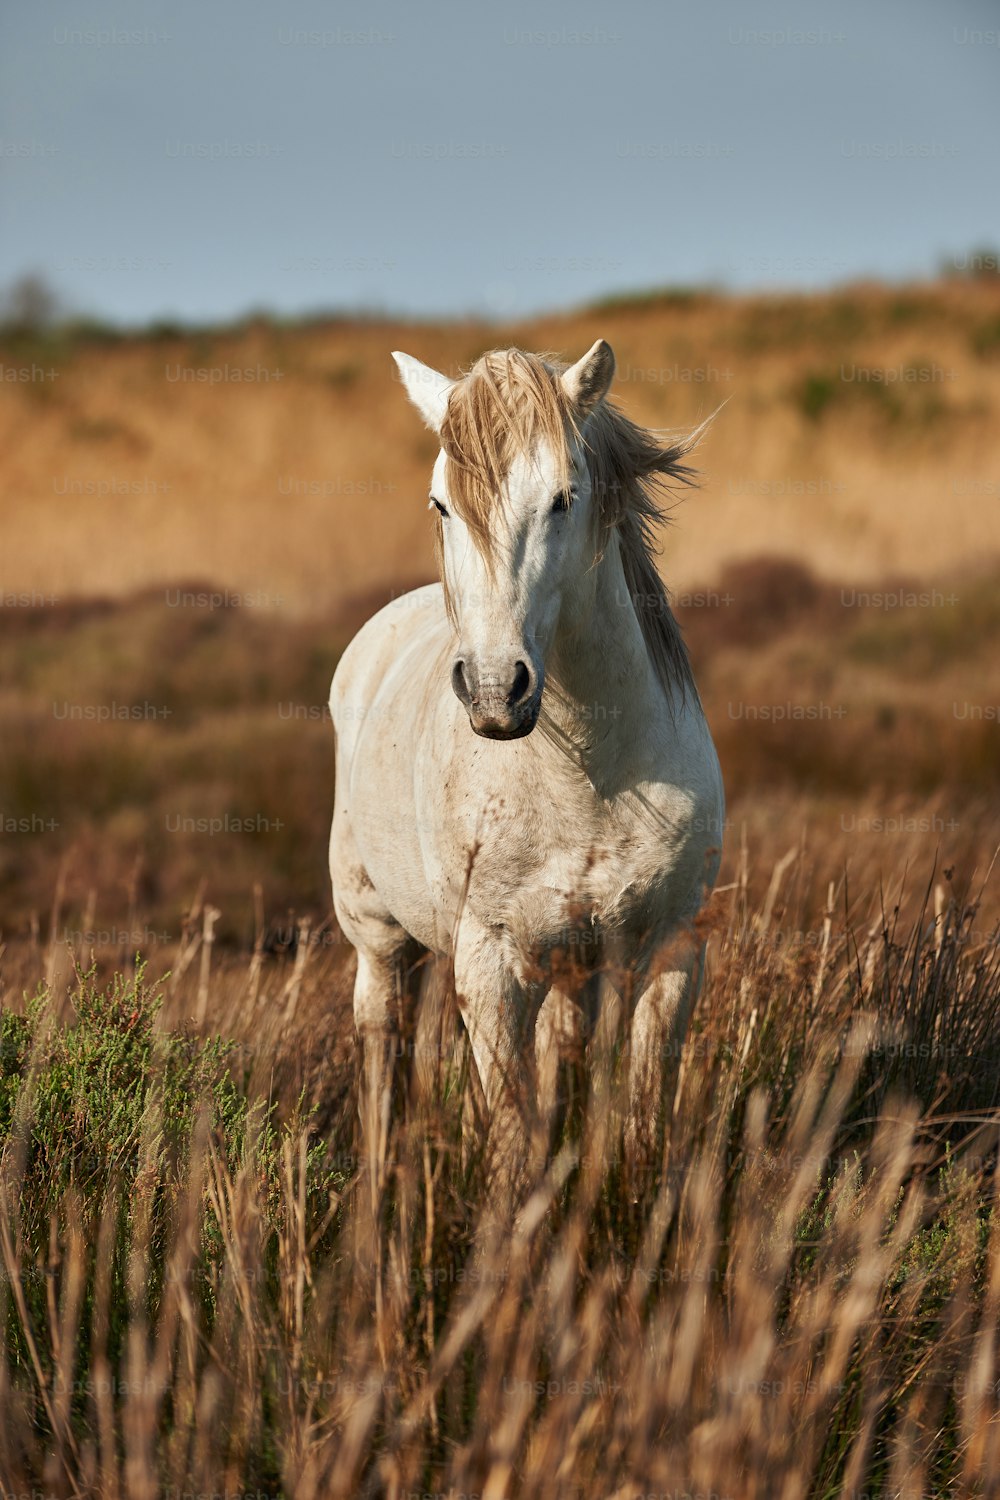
329,339,724,1189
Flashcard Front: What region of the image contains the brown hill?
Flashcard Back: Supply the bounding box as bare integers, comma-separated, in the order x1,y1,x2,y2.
3,279,1000,613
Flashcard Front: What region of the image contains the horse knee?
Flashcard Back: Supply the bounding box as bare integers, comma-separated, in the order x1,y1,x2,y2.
352,950,400,1033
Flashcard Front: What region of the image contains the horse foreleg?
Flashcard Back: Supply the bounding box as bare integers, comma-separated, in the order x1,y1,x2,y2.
535,985,583,1132
627,941,702,1157
352,949,404,1214
454,923,540,1208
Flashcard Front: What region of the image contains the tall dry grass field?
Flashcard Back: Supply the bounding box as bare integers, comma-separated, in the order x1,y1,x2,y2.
1,277,999,1495
1,869,999,1497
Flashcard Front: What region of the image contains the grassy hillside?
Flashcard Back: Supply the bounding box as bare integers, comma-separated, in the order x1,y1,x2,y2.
2,279,1000,610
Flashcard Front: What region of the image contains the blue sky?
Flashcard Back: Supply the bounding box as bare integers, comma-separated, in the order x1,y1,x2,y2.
2,0,998,326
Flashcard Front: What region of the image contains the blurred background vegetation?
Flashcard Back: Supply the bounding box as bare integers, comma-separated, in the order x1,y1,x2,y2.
1,267,1000,958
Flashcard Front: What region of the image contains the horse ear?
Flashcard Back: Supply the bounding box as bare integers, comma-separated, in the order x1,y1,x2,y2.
560,338,615,415
392,351,454,432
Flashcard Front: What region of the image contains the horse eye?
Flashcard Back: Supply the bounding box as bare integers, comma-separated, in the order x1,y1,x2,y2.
429,497,450,518
551,491,571,515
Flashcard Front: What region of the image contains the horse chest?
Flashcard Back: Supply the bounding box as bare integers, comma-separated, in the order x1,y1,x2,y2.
446,772,690,949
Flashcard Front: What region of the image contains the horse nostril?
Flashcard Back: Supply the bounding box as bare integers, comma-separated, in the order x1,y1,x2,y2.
509,660,532,706
452,659,472,706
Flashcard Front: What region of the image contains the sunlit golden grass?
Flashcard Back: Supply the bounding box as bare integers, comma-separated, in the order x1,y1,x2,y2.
1,854,998,1497
3,279,1000,610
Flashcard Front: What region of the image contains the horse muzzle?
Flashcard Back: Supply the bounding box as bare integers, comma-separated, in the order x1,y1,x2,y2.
451,655,543,740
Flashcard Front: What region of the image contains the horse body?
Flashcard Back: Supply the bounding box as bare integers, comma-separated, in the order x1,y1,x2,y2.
332,581,720,978
329,339,724,1184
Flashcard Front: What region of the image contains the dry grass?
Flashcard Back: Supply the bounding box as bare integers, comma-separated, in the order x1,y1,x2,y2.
1,853,998,1498
2,554,999,944
2,278,1000,1495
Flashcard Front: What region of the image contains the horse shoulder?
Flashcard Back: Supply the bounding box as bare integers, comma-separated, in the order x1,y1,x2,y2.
330,584,446,736
606,702,725,884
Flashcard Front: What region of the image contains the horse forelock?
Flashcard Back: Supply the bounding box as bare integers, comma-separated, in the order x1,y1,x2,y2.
439,349,576,556
435,345,701,699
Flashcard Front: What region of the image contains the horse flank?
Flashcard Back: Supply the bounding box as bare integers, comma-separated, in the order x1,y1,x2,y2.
436,347,699,702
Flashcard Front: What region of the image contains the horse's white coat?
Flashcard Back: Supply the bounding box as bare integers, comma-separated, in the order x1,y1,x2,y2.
329,341,724,1177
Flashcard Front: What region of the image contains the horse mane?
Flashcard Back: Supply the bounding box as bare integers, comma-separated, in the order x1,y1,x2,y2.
437,346,700,703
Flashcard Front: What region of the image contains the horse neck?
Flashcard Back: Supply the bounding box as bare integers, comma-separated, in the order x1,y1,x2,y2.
545,531,663,749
